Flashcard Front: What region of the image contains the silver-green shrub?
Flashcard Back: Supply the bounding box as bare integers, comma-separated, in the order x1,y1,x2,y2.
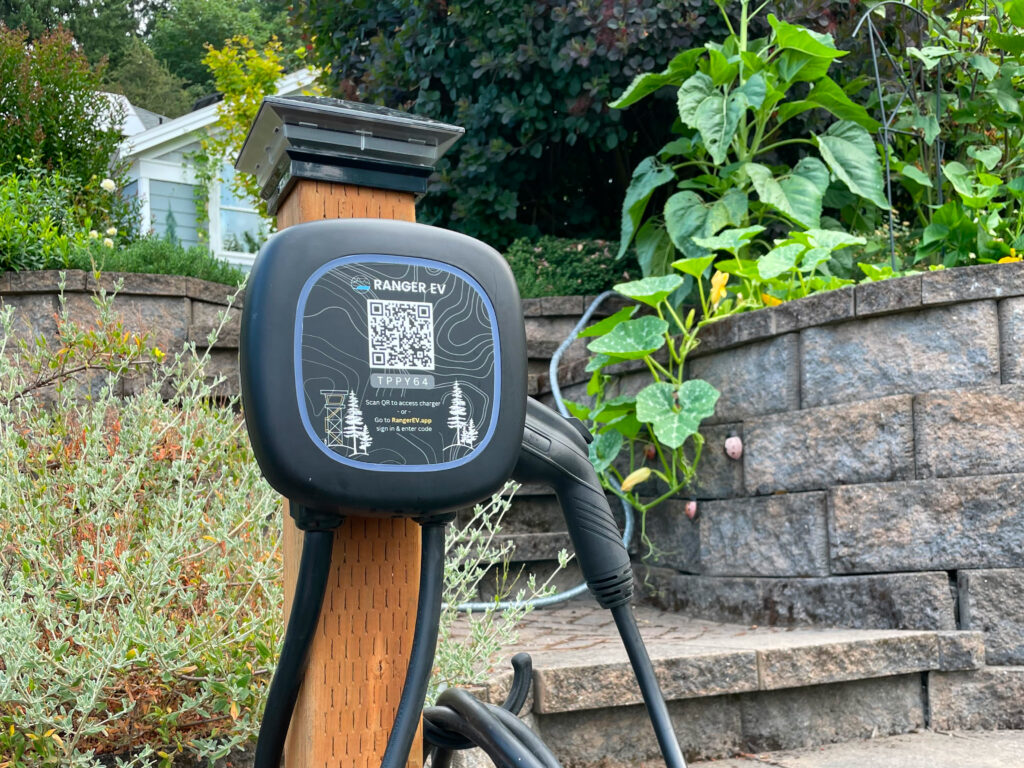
0,281,559,767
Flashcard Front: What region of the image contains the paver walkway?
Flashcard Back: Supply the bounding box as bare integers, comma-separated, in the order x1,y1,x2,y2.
689,730,1024,767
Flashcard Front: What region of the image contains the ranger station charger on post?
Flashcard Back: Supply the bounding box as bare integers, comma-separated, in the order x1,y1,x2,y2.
236,96,688,768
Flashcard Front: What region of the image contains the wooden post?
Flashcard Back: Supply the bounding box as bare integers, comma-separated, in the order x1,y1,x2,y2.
276,181,422,768
236,98,463,768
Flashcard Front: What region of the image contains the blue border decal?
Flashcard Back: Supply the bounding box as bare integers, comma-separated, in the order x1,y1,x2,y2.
294,254,502,472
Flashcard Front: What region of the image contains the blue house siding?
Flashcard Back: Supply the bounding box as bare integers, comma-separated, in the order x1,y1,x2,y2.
149,180,201,247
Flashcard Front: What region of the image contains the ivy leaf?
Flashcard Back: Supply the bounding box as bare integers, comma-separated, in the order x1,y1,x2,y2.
758,242,805,279
664,191,709,250
578,306,637,338
619,157,675,257
816,121,890,210
746,157,828,228
692,226,765,254
585,353,612,372
614,275,685,307
634,220,676,276
589,430,623,474
587,316,669,359
635,382,677,423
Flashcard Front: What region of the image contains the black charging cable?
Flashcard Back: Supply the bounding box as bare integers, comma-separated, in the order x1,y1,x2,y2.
252,522,334,768
252,515,448,768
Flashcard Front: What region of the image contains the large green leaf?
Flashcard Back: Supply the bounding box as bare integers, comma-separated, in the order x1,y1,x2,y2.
578,306,638,338
677,72,715,126
589,430,623,474
901,164,934,188
618,156,676,257
737,73,767,110
671,254,717,278
968,145,1002,171
777,50,832,83
791,228,867,251
746,157,828,228
692,225,765,254
635,380,720,449
610,48,704,109
816,121,890,210
776,77,880,132
714,258,760,280
988,30,1024,55
758,242,805,279
694,91,744,165
587,315,669,359
706,188,748,234
615,275,684,307
664,191,709,250
768,15,846,59
633,220,676,277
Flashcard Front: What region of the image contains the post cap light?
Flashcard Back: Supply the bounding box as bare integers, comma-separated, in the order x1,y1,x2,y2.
235,95,465,214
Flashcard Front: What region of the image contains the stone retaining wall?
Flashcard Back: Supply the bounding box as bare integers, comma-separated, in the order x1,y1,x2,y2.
616,262,1024,669
7,267,1022,667
0,270,243,398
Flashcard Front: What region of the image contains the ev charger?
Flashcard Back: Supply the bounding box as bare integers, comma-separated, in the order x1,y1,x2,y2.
240,218,686,768
240,218,528,528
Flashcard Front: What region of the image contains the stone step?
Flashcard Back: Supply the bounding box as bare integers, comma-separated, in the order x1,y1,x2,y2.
689,730,1024,768
452,603,990,767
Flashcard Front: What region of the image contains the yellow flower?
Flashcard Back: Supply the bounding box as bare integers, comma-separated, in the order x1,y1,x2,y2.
998,256,1022,263
102,237,114,248
761,293,783,307
621,467,652,492
106,226,117,236
88,229,99,239
100,178,116,192
709,270,728,306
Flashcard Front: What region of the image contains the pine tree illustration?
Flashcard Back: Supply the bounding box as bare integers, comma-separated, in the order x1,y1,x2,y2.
462,417,478,448
359,424,373,455
343,391,365,454
447,380,467,444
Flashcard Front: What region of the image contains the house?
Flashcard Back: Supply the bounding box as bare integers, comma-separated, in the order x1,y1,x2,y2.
116,68,318,269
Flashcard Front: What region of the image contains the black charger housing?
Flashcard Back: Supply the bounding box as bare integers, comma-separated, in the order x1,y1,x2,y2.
240,218,527,528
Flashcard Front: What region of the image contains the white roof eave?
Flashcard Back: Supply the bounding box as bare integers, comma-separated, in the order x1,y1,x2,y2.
118,68,319,161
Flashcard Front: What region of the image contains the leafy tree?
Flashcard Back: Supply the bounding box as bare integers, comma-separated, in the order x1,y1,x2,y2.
297,0,731,247
0,24,125,186
105,36,193,117
1,1,167,65
149,0,269,95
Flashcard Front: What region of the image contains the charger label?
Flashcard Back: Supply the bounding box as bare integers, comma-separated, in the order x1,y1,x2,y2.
295,255,499,470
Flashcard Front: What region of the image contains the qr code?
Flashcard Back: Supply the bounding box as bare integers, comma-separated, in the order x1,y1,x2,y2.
367,299,435,370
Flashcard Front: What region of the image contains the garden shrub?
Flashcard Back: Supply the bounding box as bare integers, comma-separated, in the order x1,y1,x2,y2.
0,25,133,232
504,237,638,298
72,237,248,287
0,169,93,272
0,284,557,767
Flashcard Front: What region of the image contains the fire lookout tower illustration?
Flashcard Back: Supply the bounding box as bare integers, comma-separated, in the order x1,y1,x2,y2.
321,390,372,456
